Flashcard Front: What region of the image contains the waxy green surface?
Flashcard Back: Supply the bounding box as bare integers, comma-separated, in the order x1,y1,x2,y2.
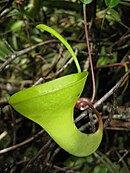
9,24,103,157
9,72,103,157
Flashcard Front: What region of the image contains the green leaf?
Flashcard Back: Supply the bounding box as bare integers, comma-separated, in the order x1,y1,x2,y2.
94,164,108,173
105,0,121,8
97,57,110,66
10,20,24,31
96,47,110,66
107,8,121,21
80,0,93,5
0,40,11,60
9,72,103,157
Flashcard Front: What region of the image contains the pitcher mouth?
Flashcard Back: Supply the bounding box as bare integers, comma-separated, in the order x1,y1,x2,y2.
9,72,88,105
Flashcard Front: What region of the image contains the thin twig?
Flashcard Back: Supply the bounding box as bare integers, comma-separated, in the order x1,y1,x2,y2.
75,69,130,124
44,45,64,77
115,150,129,173
55,58,74,77
33,48,77,85
33,44,64,86
93,68,130,108
95,61,130,70
2,38,15,53
0,130,44,155
32,77,45,86
54,48,78,77
83,4,96,103
105,127,130,131
22,139,52,173
0,0,14,14
0,40,58,71
95,151,119,173
46,163,80,173
0,131,8,141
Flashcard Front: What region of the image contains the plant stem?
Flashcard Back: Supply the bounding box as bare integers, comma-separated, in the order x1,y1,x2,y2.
83,4,96,103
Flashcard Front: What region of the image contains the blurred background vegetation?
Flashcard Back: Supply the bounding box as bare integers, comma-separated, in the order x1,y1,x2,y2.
0,0,130,172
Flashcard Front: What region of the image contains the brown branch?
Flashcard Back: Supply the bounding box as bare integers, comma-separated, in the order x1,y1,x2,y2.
46,162,80,173
22,139,52,172
105,127,130,131
32,48,77,86
93,68,130,108
54,48,78,77
0,130,44,155
95,61,130,70
75,69,130,124
54,57,73,77
0,39,58,72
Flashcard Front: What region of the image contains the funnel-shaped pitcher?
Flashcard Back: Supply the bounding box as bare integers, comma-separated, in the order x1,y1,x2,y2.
9,72,103,157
